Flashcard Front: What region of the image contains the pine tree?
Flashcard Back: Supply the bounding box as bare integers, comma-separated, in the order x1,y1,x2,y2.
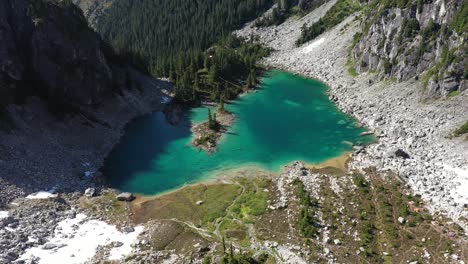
208,108,213,127
222,237,226,253
219,97,225,112
247,69,256,88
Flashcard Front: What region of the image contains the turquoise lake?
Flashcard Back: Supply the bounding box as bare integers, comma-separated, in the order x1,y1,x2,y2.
105,70,373,195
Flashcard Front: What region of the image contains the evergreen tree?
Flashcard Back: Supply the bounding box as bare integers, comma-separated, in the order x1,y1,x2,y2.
222,236,226,253
219,97,225,112
97,0,273,75
208,108,212,124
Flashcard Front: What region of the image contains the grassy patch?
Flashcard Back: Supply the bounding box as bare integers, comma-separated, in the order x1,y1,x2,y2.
346,57,358,77
134,183,241,226
453,121,468,137
79,192,129,223
135,176,272,231
230,177,270,221
448,90,461,97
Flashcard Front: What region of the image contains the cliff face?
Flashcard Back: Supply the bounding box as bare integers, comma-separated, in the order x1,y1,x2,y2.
0,0,119,110
71,0,113,29
351,0,467,98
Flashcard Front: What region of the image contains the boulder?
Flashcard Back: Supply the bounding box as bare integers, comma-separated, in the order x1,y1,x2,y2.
395,149,410,159
117,192,134,202
398,217,405,224
386,147,410,159
84,188,96,197
123,226,135,233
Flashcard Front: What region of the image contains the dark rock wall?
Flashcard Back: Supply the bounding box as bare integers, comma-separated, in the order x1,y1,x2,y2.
0,0,117,109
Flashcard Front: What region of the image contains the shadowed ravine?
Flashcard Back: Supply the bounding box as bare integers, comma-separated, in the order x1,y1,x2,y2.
104,70,374,194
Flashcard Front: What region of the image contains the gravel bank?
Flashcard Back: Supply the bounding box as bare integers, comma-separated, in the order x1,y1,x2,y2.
237,10,468,231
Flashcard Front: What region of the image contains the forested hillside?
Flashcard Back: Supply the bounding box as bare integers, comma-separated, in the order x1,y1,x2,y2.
97,0,273,74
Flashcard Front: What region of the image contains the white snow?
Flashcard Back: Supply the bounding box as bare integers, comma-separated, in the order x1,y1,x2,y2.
26,189,58,199
444,164,468,205
302,37,325,54
0,211,9,219
19,213,144,264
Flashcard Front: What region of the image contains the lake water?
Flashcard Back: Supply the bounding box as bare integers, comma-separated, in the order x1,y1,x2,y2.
105,70,373,194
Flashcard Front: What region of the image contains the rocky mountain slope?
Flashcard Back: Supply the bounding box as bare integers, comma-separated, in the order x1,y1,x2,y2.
0,0,467,263
72,0,114,28
238,0,468,231
351,0,467,98
0,0,171,206
0,0,123,111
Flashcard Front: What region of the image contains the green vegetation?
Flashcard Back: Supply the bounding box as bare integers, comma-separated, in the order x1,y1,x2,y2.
220,242,260,263
97,0,272,75
415,19,440,62
293,179,320,237
346,58,358,77
230,177,270,221
255,0,327,27
453,121,468,137
450,1,468,34
134,183,242,225
207,109,220,130
422,45,456,88
135,176,271,229
96,0,274,104
401,17,420,39
448,90,460,97
218,98,226,112
79,192,130,223
296,0,360,46
171,36,270,103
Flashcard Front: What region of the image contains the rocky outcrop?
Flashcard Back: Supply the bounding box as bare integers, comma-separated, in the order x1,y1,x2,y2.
0,0,125,110
72,0,114,28
351,0,467,98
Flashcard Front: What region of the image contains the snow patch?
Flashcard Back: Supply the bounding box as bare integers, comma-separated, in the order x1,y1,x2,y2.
302,38,325,54
26,189,58,199
19,213,144,264
0,211,9,219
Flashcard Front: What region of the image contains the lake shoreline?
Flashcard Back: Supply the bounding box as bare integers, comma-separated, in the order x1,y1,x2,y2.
130,151,352,205
237,10,468,230
104,70,372,196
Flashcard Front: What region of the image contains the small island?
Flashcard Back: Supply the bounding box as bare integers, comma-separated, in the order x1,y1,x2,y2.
192,100,235,153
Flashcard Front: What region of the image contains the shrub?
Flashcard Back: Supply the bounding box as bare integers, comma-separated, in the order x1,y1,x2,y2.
453,121,468,137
